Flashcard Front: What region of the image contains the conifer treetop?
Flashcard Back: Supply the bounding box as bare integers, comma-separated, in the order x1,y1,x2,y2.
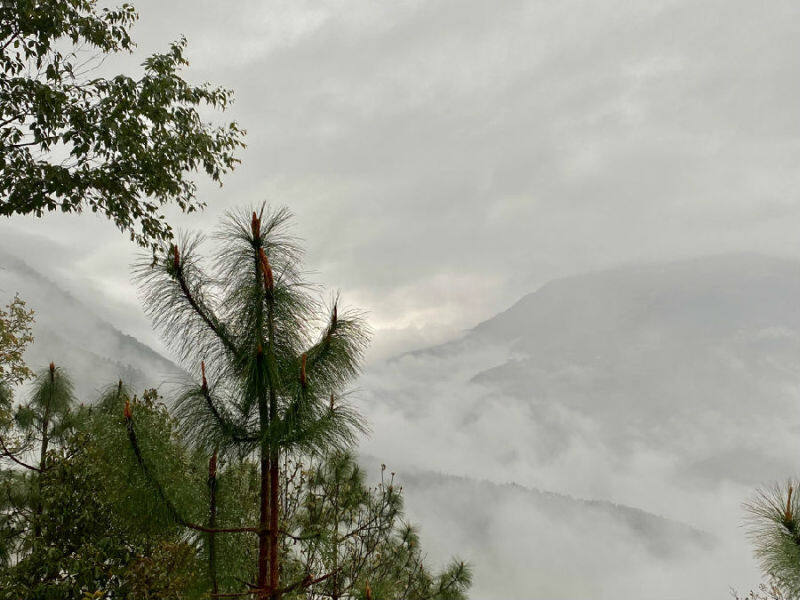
134,203,370,455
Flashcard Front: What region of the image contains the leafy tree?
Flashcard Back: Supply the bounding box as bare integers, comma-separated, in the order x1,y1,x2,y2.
0,293,34,386
128,205,370,599
0,0,245,248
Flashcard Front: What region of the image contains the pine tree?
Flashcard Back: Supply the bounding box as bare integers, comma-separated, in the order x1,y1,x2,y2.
128,205,369,599
22,363,76,538
284,451,472,600
0,363,76,577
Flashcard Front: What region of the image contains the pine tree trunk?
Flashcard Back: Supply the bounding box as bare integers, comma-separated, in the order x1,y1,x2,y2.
265,254,281,600
258,448,270,599
256,340,271,597
255,236,273,600
33,368,53,539
208,452,219,596
268,446,280,600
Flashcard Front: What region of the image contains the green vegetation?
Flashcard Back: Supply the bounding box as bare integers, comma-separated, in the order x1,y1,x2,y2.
745,482,800,598
0,376,201,599
0,367,471,599
0,0,245,248
0,293,34,387
0,208,471,599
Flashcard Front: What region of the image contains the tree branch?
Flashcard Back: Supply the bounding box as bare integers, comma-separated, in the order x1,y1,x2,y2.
277,569,340,595
0,434,41,472
174,265,240,358
125,416,258,535
200,382,257,444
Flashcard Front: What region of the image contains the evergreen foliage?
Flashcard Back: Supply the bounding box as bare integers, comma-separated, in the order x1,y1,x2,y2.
733,584,790,600
130,205,371,598
0,365,470,599
284,451,472,600
0,378,204,599
120,205,470,599
0,0,245,247
746,481,800,598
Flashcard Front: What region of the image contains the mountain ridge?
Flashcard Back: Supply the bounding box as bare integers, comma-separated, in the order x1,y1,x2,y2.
0,248,184,399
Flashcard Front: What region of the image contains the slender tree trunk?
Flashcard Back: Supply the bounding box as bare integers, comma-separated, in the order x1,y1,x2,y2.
256,343,271,598
258,447,270,598
268,445,280,599
208,451,219,596
266,278,281,600
254,230,272,600
33,367,53,539
254,221,281,600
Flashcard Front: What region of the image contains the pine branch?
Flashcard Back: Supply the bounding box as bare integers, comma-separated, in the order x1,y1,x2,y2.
172,247,241,359
199,363,257,444
0,434,41,472
124,408,258,536
277,568,340,595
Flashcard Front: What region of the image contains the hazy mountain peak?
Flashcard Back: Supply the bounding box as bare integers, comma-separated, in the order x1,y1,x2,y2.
470,253,800,352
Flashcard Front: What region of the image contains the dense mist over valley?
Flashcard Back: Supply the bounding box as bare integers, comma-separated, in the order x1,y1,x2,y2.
4,250,796,597
360,253,800,597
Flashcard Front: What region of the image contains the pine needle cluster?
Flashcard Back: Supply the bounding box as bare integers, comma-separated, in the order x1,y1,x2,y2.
746,481,800,598
134,205,370,457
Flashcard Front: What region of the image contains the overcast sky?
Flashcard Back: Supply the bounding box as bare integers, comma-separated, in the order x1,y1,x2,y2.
3,0,800,359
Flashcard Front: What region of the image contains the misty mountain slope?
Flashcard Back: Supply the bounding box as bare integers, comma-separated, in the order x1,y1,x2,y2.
358,254,800,597
366,254,800,490
389,467,714,599
473,254,800,349
0,249,183,399
472,255,800,472
359,454,713,551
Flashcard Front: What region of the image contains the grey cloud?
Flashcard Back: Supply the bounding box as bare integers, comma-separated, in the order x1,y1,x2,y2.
6,1,800,349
